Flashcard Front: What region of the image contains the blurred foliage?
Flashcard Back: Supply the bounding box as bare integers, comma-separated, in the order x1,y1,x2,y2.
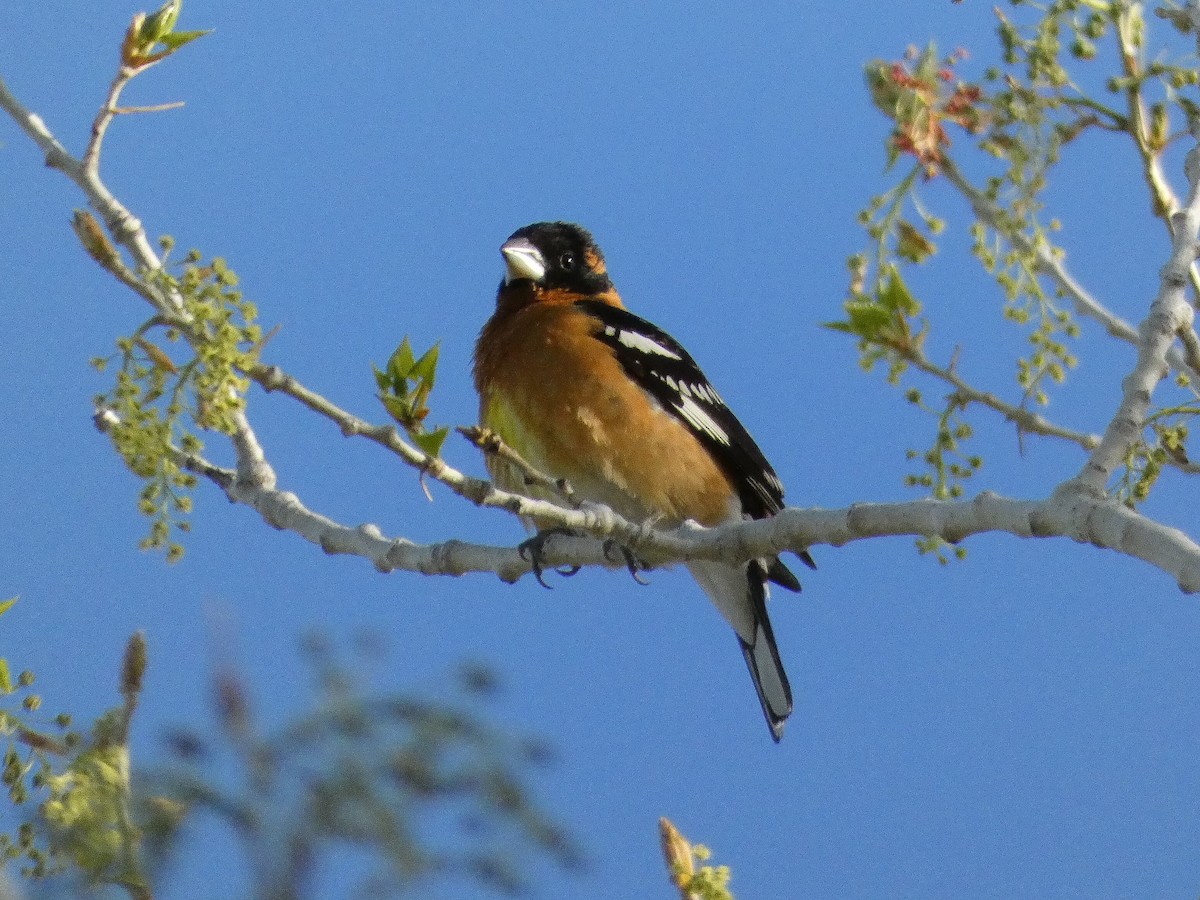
0,597,76,881
136,632,582,898
829,0,1200,542
1,627,146,898
2,626,579,900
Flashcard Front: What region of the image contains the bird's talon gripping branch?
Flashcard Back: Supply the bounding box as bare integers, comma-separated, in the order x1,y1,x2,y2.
604,539,650,585
517,528,580,588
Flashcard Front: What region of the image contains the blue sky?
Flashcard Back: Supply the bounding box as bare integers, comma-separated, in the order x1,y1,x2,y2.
3,2,1200,898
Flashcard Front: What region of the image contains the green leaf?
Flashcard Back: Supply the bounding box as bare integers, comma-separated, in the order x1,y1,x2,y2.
413,426,450,458
0,597,16,618
140,0,182,43
845,300,892,338
0,659,11,695
371,364,391,394
821,321,856,334
879,267,921,315
380,394,414,425
412,343,441,385
896,220,936,263
388,338,416,382
157,29,212,51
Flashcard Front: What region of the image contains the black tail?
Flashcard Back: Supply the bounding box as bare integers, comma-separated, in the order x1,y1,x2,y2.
687,559,794,742
740,566,792,742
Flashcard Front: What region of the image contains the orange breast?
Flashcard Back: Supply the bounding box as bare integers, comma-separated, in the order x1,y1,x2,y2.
474,302,738,527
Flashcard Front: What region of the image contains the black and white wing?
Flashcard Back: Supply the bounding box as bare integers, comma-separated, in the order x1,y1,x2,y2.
576,299,815,579
576,300,781,516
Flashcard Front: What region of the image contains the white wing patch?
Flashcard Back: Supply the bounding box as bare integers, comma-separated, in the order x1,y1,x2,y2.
607,327,683,360
666,376,722,406
690,382,721,404
601,325,731,447
673,394,731,446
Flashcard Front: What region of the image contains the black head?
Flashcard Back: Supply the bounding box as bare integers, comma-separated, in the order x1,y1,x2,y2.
500,221,612,296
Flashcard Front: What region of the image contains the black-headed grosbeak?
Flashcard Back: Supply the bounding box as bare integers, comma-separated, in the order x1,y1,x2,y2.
473,221,812,741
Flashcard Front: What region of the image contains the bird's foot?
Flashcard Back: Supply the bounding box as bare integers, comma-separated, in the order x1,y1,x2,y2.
518,528,582,588
603,539,650,585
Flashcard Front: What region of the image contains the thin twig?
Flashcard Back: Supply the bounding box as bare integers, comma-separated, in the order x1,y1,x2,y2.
113,101,185,115
941,156,1200,382
457,425,579,507
0,74,182,319
906,349,1101,450
83,66,135,173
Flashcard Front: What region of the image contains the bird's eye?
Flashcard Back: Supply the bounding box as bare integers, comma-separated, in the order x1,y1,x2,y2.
559,252,576,270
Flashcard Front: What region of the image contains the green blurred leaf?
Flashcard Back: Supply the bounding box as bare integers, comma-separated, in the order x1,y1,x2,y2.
821,321,856,334
380,394,414,424
388,338,416,382
371,364,391,394
139,0,181,43
879,267,921,315
846,299,892,338
157,29,211,50
895,220,936,263
0,659,12,695
413,426,450,459
412,343,440,385
0,597,16,618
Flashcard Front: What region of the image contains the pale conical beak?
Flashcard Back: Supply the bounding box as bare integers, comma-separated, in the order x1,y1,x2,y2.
501,237,546,284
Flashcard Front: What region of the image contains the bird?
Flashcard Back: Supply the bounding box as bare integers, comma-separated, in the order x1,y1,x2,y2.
473,221,813,741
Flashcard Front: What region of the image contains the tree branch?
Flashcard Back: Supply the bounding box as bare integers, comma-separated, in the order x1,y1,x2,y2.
942,159,1124,333
941,156,1200,382
0,75,180,321
1072,128,1200,493
97,400,1200,594
164,456,1200,596
905,348,1101,450
1117,6,1185,228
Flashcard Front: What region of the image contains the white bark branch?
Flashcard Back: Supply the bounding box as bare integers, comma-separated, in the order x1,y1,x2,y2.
1072,131,1200,492
0,69,286,511
166,428,1200,594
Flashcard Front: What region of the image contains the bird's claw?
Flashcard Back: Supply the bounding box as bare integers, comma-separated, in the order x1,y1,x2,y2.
604,539,649,585
518,528,581,588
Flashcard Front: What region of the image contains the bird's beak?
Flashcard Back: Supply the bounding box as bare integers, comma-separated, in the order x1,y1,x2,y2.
501,237,546,284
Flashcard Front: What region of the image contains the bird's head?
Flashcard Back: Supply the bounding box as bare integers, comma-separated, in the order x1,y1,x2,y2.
499,221,613,298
